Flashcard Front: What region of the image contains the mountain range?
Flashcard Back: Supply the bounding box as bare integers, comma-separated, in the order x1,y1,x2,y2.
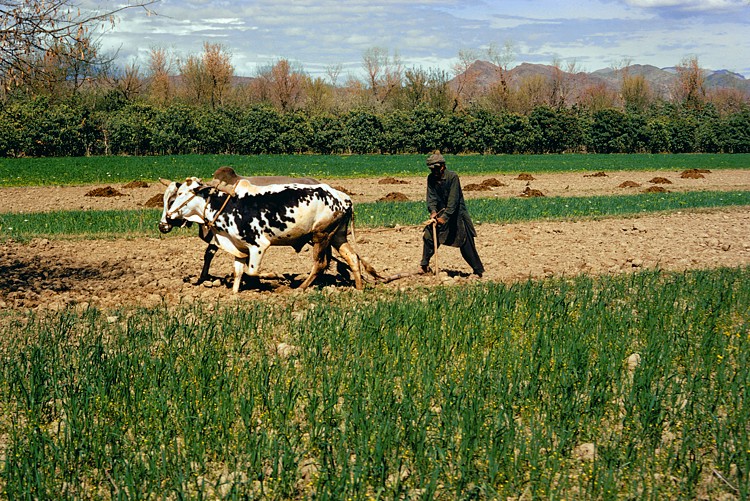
452,60,750,102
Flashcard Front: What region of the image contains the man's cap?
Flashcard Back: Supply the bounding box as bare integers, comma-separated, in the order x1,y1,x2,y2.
426,151,445,167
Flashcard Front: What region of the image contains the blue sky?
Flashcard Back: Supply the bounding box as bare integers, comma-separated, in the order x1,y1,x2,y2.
99,0,750,79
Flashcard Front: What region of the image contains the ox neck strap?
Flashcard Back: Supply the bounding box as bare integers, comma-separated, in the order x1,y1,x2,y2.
205,192,232,228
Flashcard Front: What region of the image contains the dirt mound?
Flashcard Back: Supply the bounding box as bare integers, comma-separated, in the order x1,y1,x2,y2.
619,181,641,188
378,177,408,185
465,183,492,191
644,186,670,193
584,171,607,178
85,186,125,197
649,177,672,184
378,192,409,202
333,186,357,196
519,187,545,197
516,173,535,181
480,178,506,187
123,180,149,189
144,194,164,208
680,169,708,179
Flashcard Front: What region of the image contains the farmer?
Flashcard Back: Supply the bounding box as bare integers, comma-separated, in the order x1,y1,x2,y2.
419,151,485,278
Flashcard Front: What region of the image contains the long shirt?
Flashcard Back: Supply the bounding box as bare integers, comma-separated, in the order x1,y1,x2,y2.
425,168,477,247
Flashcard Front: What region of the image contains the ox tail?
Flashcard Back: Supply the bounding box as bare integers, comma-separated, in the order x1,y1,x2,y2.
349,210,358,244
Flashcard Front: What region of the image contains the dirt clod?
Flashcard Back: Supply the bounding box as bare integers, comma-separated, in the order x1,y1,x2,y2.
465,183,492,191
144,194,164,208
584,171,607,177
333,186,357,196
519,186,545,197
516,173,535,181
480,178,505,187
619,181,641,188
680,169,707,179
85,186,125,197
378,177,408,185
377,192,409,202
649,177,672,184
644,186,669,193
123,180,149,189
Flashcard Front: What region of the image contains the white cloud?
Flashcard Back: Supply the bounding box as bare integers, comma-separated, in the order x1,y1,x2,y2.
622,0,746,11
97,0,750,78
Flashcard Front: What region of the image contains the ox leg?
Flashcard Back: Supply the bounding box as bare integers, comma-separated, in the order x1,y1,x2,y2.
244,245,267,277
335,242,364,290
232,259,245,293
298,241,331,290
196,244,218,284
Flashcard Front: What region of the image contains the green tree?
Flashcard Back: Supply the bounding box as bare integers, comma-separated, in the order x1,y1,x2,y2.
343,109,384,154
587,108,629,153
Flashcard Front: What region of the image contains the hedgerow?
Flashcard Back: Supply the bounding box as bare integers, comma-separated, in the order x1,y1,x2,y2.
1,98,749,157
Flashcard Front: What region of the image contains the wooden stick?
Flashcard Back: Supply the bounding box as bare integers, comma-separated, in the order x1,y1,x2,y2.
432,220,439,276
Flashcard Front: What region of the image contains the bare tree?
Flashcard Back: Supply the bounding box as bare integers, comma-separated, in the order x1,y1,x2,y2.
361,47,403,106
451,48,480,111
325,63,342,87
178,42,233,108
486,40,515,110
403,67,428,108
108,61,143,101
1,0,156,89
178,53,208,104
512,74,550,114
673,56,706,108
147,47,173,106
579,82,617,111
550,57,577,109
303,76,333,114
201,42,233,108
620,69,652,111
255,59,306,112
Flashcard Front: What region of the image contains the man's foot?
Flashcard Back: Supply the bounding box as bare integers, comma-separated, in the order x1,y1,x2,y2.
418,265,432,275
472,270,484,278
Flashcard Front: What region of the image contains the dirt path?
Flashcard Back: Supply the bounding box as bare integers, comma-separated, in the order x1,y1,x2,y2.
2,208,749,311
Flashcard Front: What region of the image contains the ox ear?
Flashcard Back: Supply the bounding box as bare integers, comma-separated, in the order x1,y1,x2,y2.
159,178,172,186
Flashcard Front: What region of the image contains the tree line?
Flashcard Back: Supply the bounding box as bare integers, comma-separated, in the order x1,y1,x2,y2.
2,97,749,157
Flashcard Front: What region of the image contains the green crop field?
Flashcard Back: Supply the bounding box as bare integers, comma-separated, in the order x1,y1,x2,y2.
1,268,748,499
1,153,749,187
2,154,749,499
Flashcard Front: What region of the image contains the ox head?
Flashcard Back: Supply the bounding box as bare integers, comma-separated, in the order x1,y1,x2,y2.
157,178,190,234
164,177,209,225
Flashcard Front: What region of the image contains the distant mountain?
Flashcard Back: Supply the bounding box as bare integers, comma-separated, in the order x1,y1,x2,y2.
451,60,750,102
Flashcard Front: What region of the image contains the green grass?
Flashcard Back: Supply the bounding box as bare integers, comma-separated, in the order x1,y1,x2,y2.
1,268,748,499
2,190,748,241
1,153,749,187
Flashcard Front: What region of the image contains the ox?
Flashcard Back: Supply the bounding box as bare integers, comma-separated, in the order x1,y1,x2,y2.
158,168,319,284
162,177,379,293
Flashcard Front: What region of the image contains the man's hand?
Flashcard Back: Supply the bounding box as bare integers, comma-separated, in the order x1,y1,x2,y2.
436,217,446,225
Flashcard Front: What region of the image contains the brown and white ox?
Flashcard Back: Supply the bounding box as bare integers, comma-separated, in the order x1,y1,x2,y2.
158,168,319,284
161,177,380,293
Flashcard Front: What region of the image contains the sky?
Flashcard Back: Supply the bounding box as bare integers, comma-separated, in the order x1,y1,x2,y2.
95,0,750,79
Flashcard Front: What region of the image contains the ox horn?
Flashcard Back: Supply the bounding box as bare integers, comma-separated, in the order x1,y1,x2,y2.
159,178,172,186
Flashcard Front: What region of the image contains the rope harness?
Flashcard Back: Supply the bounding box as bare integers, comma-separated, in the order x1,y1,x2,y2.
205,192,232,228
168,187,232,229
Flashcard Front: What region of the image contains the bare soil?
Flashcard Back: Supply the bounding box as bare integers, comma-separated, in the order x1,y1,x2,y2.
2,169,749,311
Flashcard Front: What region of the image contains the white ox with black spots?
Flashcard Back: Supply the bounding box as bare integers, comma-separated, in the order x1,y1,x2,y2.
162,177,379,293
158,175,319,284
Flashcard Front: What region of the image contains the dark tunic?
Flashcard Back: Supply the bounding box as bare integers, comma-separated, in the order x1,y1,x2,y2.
424,168,477,247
